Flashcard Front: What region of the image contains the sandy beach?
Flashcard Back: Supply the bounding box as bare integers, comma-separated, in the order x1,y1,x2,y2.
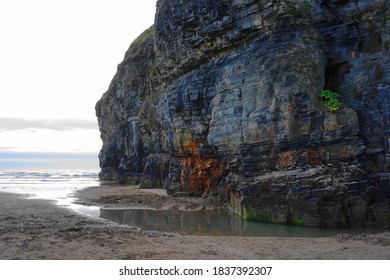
1,186,390,260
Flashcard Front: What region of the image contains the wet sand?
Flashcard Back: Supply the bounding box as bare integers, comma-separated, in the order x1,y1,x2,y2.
0,186,390,260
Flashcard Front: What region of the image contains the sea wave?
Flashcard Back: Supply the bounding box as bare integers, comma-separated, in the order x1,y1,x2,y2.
0,169,100,202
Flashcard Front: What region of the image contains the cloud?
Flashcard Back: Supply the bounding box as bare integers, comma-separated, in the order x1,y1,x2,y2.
0,146,20,152
0,117,98,132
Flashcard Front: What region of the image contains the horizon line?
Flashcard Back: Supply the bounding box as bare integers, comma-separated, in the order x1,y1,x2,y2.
0,151,99,159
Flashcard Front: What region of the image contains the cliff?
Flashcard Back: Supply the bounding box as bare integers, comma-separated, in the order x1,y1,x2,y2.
96,0,390,227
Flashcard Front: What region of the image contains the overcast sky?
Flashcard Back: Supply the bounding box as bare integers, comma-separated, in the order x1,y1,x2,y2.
0,0,157,157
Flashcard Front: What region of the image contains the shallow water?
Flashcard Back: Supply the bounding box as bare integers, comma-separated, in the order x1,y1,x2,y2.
99,207,387,237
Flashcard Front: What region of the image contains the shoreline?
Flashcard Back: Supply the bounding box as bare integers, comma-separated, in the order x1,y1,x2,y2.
1,188,390,259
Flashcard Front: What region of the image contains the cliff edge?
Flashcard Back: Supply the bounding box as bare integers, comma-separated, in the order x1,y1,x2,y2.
96,0,390,227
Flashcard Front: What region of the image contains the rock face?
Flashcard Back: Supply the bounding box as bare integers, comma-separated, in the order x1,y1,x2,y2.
96,0,390,227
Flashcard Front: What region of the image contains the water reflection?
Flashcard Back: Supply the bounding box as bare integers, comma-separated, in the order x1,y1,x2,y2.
99,208,387,237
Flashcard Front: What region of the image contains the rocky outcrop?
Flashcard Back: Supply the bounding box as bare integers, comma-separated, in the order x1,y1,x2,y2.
96,0,390,227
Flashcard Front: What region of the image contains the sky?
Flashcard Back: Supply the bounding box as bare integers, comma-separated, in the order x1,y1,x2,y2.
0,0,157,169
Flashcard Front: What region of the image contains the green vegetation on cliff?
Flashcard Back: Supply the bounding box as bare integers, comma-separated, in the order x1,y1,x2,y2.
320,90,344,112
132,25,155,45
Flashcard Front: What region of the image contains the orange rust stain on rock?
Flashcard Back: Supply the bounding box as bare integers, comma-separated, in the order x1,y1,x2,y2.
277,151,296,169
178,138,224,196
307,148,326,165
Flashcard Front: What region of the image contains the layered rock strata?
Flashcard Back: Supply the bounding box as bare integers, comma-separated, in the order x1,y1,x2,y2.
96,0,390,227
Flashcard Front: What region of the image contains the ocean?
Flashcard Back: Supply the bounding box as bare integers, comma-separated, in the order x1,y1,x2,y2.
0,169,101,217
